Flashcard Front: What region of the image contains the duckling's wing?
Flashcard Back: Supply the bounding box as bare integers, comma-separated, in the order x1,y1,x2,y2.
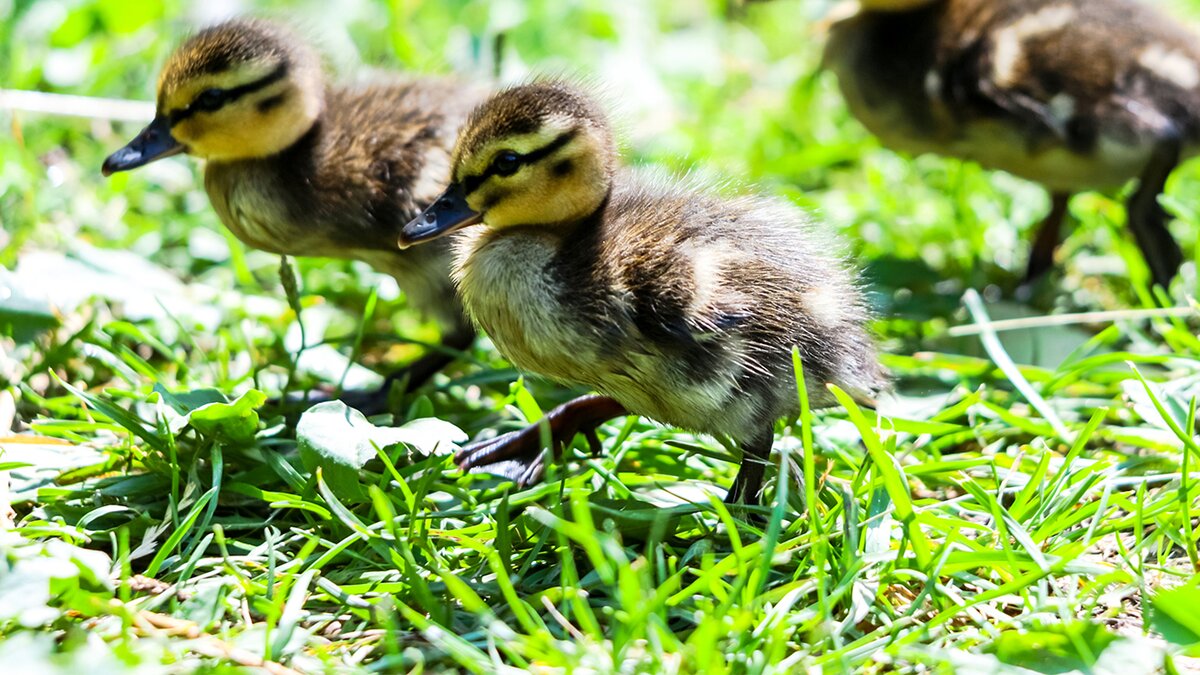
934,20,1097,150
604,182,887,407
941,1,1200,149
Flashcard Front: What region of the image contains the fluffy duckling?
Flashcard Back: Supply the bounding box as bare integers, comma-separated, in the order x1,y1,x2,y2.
102,19,487,399
823,0,1200,288
398,82,887,503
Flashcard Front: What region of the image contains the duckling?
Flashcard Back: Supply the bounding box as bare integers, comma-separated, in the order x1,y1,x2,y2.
823,0,1200,288
398,81,887,503
101,19,487,403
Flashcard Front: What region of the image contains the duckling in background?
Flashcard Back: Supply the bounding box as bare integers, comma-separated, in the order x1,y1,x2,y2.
399,82,887,503
823,0,1200,289
102,19,486,406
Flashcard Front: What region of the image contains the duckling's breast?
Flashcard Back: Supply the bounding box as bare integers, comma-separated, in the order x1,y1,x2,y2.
453,228,599,383
205,155,465,330
205,162,296,254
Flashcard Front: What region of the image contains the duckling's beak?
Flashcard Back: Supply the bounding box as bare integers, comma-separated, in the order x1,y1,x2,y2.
399,183,483,248
101,115,185,176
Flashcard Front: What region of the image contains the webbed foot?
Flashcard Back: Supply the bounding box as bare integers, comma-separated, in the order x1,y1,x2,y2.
457,394,627,486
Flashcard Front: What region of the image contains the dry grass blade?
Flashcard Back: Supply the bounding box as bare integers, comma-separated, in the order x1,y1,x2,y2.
962,288,1072,442
0,89,155,122
947,306,1199,336
134,611,306,675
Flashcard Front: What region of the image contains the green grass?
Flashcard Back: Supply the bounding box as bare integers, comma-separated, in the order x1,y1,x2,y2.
3,0,1200,672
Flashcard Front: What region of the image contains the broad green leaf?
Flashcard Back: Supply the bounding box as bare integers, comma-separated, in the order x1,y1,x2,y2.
153,384,228,416
1150,584,1200,655
186,391,266,440
296,401,465,499
989,621,1120,672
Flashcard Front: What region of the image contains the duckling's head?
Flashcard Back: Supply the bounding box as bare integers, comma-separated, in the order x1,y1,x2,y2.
399,81,615,247
103,19,323,175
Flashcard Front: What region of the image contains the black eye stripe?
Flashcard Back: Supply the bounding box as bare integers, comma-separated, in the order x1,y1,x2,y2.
461,128,580,196
462,173,486,196
520,128,578,167
166,62,289,126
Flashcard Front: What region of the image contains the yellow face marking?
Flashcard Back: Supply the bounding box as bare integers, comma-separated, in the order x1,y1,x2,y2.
158,61,280,114
153,58,321,161
454,124,571,182
451,119,611,229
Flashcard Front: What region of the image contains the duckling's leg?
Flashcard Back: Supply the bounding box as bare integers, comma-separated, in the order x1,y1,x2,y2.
1126,137,1184,290
1022,192,1071,285
290,324,476,416
724,430,773,506
352,324,477,414
456,394,628,487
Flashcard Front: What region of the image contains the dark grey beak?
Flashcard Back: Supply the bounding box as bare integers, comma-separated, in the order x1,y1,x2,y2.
399,182,483,248
101,115,185,176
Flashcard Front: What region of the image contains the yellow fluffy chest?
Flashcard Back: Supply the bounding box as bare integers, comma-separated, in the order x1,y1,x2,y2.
453,230,595,383
204,165,292,253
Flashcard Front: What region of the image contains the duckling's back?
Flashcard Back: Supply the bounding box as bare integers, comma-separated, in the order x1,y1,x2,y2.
598,174,886,413
824,0,1200,189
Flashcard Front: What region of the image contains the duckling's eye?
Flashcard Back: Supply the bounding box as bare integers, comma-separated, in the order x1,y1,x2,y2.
491,151,521,177
193,88,227,113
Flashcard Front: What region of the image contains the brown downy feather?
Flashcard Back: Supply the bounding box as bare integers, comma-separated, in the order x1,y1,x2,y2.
824,0,1200,189
823,0,1200,287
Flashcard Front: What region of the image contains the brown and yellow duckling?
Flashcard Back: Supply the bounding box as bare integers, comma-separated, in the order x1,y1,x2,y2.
398,82,887,504
823,0,1200,288
102,19,487,402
